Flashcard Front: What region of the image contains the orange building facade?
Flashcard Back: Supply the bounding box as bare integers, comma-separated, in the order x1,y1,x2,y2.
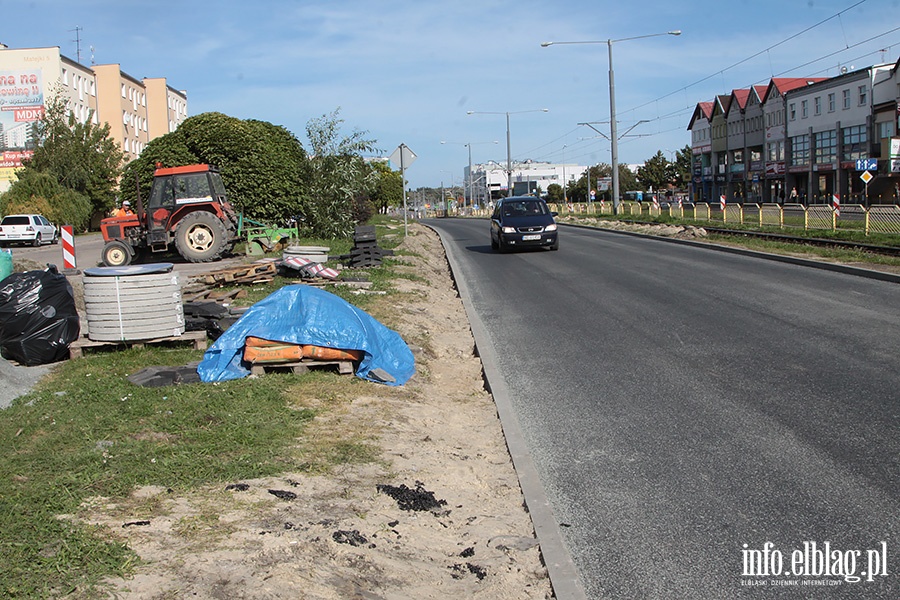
0,44,186,193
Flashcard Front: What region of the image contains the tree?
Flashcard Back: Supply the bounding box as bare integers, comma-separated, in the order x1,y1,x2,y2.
636,151,672,193
546,183,564,204
302,108,380,238
672,145,693,191
0,170,92,229
570,164,606,203
370,161,402,214
18,91,123,221
568,163,637,203
120,112,308,223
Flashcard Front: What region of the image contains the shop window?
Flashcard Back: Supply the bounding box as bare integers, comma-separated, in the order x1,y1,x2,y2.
842,125,867,161
791,134,810,166
814,130,836,164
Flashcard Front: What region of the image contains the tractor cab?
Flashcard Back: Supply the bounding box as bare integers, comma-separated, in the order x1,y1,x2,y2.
143,165,231,253
99,164,240,267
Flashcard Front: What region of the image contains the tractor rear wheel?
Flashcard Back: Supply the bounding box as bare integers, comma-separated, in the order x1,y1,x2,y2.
174,211,228,262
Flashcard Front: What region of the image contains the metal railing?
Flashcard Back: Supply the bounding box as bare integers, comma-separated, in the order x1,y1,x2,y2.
425,200,900,236
538,201,900,236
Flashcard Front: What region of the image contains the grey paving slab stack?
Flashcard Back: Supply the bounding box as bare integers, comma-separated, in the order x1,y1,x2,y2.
83,265,185,342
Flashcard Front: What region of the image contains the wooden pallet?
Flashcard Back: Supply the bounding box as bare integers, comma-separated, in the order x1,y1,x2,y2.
184,288,249,302
249,359,355,376
68,330,208,359
200,262,277,286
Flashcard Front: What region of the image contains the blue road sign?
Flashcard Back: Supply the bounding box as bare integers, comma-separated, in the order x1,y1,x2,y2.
856,158,878,171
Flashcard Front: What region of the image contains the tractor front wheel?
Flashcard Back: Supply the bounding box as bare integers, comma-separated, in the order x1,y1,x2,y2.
102,240,134,267
174,211,228,263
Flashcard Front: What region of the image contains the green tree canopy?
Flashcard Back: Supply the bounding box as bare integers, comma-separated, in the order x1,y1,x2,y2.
120,112,308,223
0,170,92,229
302,108,380,238
672,145,693,190
370,161,402,215
546,183,564,204
569,163,638,203
636,151,673,193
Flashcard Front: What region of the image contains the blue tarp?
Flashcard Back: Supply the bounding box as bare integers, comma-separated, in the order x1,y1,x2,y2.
197,285,415,385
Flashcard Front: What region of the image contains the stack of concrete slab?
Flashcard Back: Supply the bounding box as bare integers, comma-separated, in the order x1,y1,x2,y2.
83,264,185,342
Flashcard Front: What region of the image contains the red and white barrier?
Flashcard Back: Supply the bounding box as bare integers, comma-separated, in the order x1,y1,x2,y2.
832,194,841,217
720,195,726,211
281,256,339,280
61,225,76,270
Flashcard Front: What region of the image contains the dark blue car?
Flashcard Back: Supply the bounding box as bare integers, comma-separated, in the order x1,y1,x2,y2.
490,196,559,253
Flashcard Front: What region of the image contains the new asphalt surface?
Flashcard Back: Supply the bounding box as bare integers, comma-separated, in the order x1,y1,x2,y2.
426,217,899,600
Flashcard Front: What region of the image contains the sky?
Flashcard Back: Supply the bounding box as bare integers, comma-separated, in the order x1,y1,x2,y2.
1,0,899,189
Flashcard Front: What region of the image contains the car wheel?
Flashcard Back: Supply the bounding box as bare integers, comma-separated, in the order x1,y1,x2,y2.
33,234,42,247
550,239,559,251
497,239,507,253
490,235,498,250
51,231,59,244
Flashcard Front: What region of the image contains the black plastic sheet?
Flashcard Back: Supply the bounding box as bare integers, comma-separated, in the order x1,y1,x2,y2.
0,265,80,365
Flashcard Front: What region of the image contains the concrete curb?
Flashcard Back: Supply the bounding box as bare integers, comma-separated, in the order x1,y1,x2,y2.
560,221,900,284
423,223,588,600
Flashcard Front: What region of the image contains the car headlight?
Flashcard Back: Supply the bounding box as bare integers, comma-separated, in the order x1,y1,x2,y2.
544,223,558,232
501,226,516,233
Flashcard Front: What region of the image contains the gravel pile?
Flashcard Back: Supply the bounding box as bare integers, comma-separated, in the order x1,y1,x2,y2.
0,357,51,409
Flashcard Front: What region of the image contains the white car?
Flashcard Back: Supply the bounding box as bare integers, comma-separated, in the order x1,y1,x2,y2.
0,214,59,247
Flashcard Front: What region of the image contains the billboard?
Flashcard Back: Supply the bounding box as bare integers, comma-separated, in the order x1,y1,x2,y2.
0,68,44,175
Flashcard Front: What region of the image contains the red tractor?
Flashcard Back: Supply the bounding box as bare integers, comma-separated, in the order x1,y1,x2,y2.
100,164,241,267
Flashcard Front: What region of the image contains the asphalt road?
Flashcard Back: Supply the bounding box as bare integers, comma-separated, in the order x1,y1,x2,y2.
424,217,899,599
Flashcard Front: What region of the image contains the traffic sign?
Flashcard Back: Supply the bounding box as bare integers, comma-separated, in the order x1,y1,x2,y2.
855,158,877,171
860,170,873,184
390,144,417,169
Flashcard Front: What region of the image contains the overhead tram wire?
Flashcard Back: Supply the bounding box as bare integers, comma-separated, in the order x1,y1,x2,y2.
614,26,900,137
512,6,895,174
613,0,884,124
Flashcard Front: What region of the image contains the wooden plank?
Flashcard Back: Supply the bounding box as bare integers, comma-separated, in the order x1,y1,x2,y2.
68,330,207,359
201,262,277,285
248,359,354,376
184,288,248,302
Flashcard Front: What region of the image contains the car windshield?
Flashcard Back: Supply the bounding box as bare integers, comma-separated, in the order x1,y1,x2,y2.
1,216,30,226
502,201,547,217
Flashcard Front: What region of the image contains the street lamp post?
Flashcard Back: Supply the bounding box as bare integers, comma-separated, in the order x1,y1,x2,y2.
441,140,498,208
542,30,681,214
467,109,548,197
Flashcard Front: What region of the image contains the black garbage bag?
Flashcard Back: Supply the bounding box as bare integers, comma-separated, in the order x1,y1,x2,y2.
0,265,80,366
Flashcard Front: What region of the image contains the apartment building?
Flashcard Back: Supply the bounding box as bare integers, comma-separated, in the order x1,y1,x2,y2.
689,58,900,205
0,44,187,193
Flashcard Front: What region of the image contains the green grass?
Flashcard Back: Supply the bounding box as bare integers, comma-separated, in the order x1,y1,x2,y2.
0,217,413,598
704,233,900,269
